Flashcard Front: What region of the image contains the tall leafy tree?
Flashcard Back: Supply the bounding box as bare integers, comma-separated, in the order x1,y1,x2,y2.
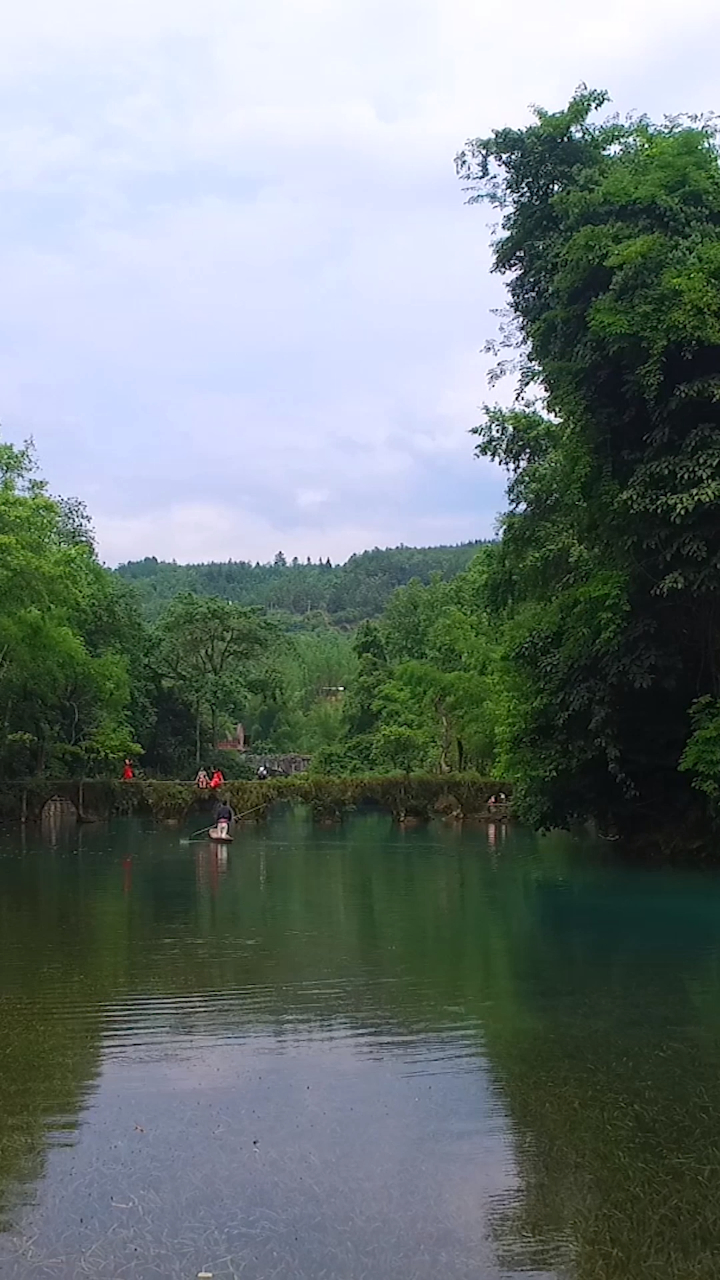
456,89,720,835
0,441,139,776
316,559,502,777
154,594,280,763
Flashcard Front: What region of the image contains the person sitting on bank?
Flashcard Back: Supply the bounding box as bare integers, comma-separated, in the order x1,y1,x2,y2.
256,764,268,780
214,797,233,837
210,768,225,790
195,767,210,789
122,759,134,781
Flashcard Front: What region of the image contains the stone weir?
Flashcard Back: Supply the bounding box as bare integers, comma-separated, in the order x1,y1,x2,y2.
0,776,510,826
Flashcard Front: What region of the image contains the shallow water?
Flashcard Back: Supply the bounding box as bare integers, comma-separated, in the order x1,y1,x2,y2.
2,814,720,1278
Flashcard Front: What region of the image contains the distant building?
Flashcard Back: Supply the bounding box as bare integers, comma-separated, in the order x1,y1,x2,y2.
216,723,247,752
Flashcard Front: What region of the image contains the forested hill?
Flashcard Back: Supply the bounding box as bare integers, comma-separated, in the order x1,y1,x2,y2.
115,542,489,624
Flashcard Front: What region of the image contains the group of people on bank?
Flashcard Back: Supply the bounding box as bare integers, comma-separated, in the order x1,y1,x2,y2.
196,764,269,785
122,762,269,786
121,762,227,788
195,767,226,790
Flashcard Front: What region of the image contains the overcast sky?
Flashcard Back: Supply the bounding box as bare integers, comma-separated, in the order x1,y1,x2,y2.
0,0,717,565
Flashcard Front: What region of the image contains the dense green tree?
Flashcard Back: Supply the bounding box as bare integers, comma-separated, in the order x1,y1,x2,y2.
153,593,282,763
244,626,357,754
0,441,139,777
315,556,501,777
116,542,488,625
0,440,491,781
456,88,720,836
312,621,389,774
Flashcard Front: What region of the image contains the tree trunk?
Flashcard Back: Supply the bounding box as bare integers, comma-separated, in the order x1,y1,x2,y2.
0,695,12,758
195,704,202,767
37,725,47,775
439,709,451,774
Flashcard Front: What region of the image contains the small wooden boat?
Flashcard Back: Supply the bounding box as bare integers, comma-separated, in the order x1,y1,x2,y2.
208,824,233,843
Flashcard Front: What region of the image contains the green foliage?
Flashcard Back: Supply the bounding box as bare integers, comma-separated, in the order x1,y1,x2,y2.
370,723,431,774
0,441,488,784
116,542,488,625
456,88,720,834
153,593,282,763
244,625,357,755
679,698,720,806
0,441,139,778
315,555,503,778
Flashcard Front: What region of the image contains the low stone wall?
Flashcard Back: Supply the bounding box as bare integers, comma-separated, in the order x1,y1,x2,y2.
0,779,127,824
245,754,311,776
0,775,510,825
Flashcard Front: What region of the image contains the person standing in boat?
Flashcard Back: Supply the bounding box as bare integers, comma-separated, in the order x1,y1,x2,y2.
213,796,234,838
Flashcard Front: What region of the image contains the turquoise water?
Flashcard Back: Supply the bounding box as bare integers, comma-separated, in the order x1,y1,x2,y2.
1,813,720,1278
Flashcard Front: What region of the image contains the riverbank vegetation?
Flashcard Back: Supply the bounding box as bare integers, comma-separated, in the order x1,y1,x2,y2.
454,88,720,841
2,88,719,845
314,88,720,844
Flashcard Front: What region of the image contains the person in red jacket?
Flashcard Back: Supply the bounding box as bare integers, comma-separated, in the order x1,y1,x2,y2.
122,759,134,781
209,768,224,790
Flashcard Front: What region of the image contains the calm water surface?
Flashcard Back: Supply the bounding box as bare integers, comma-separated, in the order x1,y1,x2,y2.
1,813,720,1278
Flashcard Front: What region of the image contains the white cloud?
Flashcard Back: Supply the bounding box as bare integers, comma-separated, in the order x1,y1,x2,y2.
0,0,717,562
296,488,331,510
95,499,490,567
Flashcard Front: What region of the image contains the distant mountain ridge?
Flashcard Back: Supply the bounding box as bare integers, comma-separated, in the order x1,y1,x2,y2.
116,541,489,624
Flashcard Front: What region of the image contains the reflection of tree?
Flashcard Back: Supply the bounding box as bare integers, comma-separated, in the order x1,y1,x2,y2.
0,853,105,1229
479,861,720,1280
0,814,512,1233
3,817,720,1278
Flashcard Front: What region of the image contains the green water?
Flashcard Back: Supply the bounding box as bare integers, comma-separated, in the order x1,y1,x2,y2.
1,814,720,1279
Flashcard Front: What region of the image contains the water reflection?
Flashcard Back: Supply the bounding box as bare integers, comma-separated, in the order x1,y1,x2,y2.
195,844,230,896
1,814,720,1277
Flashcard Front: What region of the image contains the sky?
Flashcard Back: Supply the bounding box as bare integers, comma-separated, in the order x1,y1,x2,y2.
0,0,717,566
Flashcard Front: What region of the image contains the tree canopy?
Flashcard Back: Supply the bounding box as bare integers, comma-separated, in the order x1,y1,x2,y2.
0,441,482,782
454,88,720,836
154,594,282,763
116,542,488,625
0,442,139,777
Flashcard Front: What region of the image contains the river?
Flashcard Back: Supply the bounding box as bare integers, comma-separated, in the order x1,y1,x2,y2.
1,812,719,1278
